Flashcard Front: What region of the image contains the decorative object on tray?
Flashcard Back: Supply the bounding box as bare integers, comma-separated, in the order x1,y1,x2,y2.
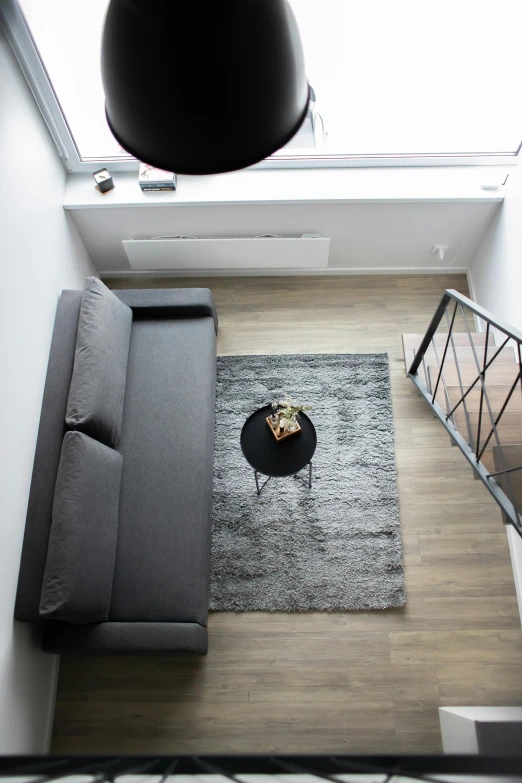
266,413,301,441
92,168,114,194
269,396,311,438
138,163,177,191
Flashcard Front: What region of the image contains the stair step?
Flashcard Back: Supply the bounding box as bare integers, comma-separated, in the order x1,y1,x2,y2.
427,361,520,392
449,408,522,482
402,332,494,349
452,410,522,448
479,449,516,482
480,450,517,480
430,386,522,421
492,445,522,521
402,332,494,374
444,384,522,413
404,344,517,377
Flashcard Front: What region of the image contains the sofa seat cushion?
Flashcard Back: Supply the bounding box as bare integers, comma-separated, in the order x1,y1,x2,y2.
42,621,208,654
66,277,132,447
39,431,123,623
109,317,216,625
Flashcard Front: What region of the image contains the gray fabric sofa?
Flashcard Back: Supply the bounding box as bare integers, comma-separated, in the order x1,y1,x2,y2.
15,282,217,654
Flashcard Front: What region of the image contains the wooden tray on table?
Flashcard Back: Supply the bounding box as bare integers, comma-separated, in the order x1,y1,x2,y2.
266,416,301,442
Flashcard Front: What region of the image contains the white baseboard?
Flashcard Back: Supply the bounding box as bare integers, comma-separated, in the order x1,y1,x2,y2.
100,265,470,279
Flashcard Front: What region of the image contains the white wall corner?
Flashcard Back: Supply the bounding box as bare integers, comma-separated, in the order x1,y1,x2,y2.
466,266,477,305
439,707,479,754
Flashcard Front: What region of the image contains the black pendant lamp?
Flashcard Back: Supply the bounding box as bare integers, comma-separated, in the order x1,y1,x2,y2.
101,0,309,175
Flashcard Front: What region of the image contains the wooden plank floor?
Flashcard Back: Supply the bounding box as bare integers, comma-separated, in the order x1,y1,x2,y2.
51,274,522,755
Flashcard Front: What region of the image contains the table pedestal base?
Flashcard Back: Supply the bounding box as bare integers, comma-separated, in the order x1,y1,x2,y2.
254,462,312,496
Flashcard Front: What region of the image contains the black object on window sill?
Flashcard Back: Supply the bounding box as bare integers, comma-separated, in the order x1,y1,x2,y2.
93,168,114,193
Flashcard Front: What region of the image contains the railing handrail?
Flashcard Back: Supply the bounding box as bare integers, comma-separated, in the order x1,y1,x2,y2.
409,289,522,376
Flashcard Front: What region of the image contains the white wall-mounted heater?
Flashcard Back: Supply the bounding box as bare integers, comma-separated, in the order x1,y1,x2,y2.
122,236,330,270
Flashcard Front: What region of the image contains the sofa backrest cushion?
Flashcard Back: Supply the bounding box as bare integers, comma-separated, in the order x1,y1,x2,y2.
39,430,123,624
66,276,132,447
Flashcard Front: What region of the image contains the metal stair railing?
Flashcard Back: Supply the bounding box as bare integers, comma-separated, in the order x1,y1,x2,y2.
408,289,522,536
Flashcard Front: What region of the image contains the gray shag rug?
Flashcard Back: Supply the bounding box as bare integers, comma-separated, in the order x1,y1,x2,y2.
210,354,405,612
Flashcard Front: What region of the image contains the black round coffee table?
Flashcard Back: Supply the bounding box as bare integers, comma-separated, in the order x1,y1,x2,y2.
240,404,317,495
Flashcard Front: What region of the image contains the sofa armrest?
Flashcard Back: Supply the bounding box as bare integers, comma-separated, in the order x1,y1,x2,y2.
113,288,218,333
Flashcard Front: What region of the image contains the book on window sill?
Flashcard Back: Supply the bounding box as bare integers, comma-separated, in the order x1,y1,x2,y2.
140,185,177,191
139,163,176,191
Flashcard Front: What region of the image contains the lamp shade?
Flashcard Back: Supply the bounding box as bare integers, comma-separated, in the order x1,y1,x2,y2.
101,0,309,175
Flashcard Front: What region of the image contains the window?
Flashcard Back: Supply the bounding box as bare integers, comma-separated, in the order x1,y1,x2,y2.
15,0,122,161
3,0,522,172
286,0,522,158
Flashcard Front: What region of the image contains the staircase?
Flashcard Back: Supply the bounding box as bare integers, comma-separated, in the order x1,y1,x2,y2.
403,289,522,535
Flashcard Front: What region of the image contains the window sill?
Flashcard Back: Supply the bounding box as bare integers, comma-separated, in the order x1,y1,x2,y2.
64,166,508,210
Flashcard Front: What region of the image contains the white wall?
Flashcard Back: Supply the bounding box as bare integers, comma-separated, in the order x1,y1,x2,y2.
74,201,500,276
439,707,522,755
0,27,95,752
65,167,504,275
469,167,522,324
469,161,522,624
